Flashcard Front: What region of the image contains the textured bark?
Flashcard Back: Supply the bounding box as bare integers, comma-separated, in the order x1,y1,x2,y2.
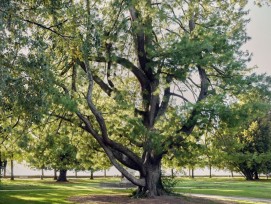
133,155,165,198
57,169,68,182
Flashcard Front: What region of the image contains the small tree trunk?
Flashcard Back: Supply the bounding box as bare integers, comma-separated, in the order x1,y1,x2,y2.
231,170,234,178
191,167,194,179
53,169,57,180
41,168,44,180
57,169,68,182
3,166,6,178
171,168,174,178
209,165,212,178
75,170,78,178
10,159,14,181
104,169,106,178
90,169,94,180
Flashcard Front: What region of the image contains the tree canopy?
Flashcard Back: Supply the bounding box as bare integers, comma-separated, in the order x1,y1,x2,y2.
1,0,271,197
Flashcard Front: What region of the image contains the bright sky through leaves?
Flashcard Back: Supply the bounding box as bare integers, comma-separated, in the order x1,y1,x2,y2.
245,2,271,74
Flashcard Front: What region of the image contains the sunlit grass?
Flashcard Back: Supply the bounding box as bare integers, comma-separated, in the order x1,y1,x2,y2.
175,177,271,199
1,177,271,203
0,177,129,204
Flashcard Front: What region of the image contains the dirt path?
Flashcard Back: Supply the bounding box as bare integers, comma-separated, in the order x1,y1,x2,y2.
68,193,271,204
68,194,238,204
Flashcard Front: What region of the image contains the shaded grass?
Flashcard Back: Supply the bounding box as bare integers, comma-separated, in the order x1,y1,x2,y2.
175,177,271,199
0,178,129,204
1,177,271,204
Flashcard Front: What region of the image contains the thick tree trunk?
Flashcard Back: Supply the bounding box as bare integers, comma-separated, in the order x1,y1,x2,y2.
53,169,57,180
57,169,68,182
10,159,14,181
254,171,259,180
135,159,165,198
243,169,254,180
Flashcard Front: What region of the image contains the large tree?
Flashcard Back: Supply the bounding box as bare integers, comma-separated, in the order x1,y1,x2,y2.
1,0,269,197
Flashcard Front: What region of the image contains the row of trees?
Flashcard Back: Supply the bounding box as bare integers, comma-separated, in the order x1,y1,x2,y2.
1,0,271,197
1,103,271,181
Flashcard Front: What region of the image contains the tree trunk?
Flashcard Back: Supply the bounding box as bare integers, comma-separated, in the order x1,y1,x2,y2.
75,170,78,178
57,169,68,182
254,171,259,180
3,166,6,178
231,170,234,177
53,169,57,180
171,168,174,178
191,167,194,179
209,165,212,178
134,159,165,198
243,169,254,180
10,159,14,181
104,169,106,177
41,168,44,180
90,169,94,180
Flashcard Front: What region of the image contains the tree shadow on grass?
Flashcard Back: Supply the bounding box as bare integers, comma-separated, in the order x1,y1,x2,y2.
0,191,71,204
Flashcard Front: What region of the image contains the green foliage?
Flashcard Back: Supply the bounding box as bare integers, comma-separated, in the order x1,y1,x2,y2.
1,0,271,192
162,174,179,194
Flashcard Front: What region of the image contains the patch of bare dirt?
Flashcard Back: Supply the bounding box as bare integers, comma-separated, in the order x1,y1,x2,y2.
68,194,238,204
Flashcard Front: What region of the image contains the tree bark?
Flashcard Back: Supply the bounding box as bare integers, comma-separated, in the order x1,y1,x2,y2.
3,165,6,178
10,159,14,181
90,169,94,180
53,169,57,180
41,168,44,180
209,165,212,178
136,159,165,198
57,169,68,182
104,169,106,178
254,171,259,180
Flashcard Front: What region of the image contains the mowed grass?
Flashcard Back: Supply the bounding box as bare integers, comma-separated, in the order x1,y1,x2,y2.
0,177,130,204
175,177,271,199
1,177,271,203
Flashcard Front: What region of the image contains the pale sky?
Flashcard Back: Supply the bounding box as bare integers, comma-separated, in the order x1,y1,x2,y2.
245,2,271,75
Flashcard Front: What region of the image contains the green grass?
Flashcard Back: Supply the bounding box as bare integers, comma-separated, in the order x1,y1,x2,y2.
0,177,129,204
175,177,271,199
0,177,271,204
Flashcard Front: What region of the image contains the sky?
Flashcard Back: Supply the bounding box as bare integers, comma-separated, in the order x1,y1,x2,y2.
245,2,271,75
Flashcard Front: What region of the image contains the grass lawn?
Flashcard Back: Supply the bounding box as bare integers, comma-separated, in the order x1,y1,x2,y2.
0,177,130,204
0,177,271,203
175,177,271,199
